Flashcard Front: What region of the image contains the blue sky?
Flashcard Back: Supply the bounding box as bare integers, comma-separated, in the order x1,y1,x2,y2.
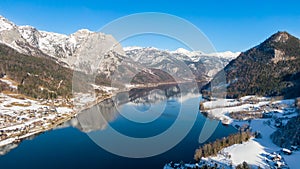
0,0,299,52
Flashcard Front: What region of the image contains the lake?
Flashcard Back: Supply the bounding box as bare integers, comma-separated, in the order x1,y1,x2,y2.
0,84,237,169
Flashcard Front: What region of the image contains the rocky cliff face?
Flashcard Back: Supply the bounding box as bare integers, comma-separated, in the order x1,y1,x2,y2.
0,15,124,76
0,15,239,87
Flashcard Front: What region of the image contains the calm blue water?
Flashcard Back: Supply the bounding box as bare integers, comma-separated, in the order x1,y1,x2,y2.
0,87,237,169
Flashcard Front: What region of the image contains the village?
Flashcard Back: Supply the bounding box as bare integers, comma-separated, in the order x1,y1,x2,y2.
0,91,76,148
0,74,123,155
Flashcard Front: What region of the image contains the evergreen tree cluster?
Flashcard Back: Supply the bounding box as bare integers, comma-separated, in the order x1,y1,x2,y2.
194,131,252,161
202,32,300,99
271,114,300,148
0,43,73,99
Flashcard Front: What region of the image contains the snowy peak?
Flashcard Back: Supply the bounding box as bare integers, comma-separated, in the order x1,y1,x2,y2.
125,46,240,62
124,46,238,82
204,51,241,60
0,15,16,31
123,46,143,51
0,15,124,75
172,48,192,54
171,48,201,60
74,29,93,35
171,48,240,61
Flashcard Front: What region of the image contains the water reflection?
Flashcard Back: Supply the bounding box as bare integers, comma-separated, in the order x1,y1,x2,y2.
0,84,199,156
74,84,194,133
0,84,238,169
76,99,118,132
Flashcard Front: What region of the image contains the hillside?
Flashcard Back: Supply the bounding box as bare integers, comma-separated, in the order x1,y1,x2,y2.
271,113,300,148
202,31,300,99
0,43,74,98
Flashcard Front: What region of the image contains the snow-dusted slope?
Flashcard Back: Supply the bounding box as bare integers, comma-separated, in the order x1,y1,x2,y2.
0,15,239,82
0,16,15,31
0,15,124,75
124,47,239,81
171,48,240,61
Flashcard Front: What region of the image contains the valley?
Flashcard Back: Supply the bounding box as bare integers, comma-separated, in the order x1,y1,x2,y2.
0,7,300,169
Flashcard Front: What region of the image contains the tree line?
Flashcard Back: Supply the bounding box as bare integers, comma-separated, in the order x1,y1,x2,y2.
194,131,252,161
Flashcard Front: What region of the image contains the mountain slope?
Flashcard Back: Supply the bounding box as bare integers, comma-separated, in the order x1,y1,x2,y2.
0,15,240,91
125,47,239,83
0,15,124,77
0,43,76,98
202,31,300,99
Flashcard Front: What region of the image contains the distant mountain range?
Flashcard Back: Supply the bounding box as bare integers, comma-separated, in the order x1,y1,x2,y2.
124,47,239,83
202,31,300,99
0,15,240,99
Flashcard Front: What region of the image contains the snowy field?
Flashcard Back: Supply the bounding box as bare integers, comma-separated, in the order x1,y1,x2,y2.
166,96,299,169
201,96,296,124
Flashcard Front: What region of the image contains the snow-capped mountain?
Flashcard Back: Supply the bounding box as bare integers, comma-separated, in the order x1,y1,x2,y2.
0,15,239,85
124,47,239,81
0,15,124,75
170,48,240,61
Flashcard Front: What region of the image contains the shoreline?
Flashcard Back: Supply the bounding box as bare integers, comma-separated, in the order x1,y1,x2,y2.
0,111,76,147
0,81,195,149
0,92,115,149
0,81,204,152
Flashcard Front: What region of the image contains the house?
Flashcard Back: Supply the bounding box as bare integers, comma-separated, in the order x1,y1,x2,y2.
263,112,273,118
282,148,292,155
270,153,282,161
275,161,283,168
291,145,298,151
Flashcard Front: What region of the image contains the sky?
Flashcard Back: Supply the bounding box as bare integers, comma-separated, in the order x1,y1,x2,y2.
0,0,299,52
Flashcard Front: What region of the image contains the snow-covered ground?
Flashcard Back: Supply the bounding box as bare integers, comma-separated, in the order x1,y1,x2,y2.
206,119,274,168
206,117,299,169
167,96,299,169
0,78,75,154
200,96,299,169
201,96,296,124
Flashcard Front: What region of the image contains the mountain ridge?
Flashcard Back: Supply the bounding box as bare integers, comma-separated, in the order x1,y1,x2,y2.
202,31,300,99
0,15,124,75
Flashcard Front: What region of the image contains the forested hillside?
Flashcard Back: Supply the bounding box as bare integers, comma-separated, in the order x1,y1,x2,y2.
202,32,300,99
0,43,73,98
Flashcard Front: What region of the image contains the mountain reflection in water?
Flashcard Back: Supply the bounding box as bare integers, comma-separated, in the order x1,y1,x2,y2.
0,83,237,169
73,83,196,133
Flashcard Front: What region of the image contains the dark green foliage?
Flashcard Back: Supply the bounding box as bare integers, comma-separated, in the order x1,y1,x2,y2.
194,131,252,161
131,68,176,84
0,81,9,92
236,162,251,169
202,32,300,99
271,115,300,148
0,44,73,98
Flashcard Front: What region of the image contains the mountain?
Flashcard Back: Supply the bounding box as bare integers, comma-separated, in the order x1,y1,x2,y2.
202,31,300,99
0,15,239,93
0,15,124,77
124,47,239,83
0,43,75,98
